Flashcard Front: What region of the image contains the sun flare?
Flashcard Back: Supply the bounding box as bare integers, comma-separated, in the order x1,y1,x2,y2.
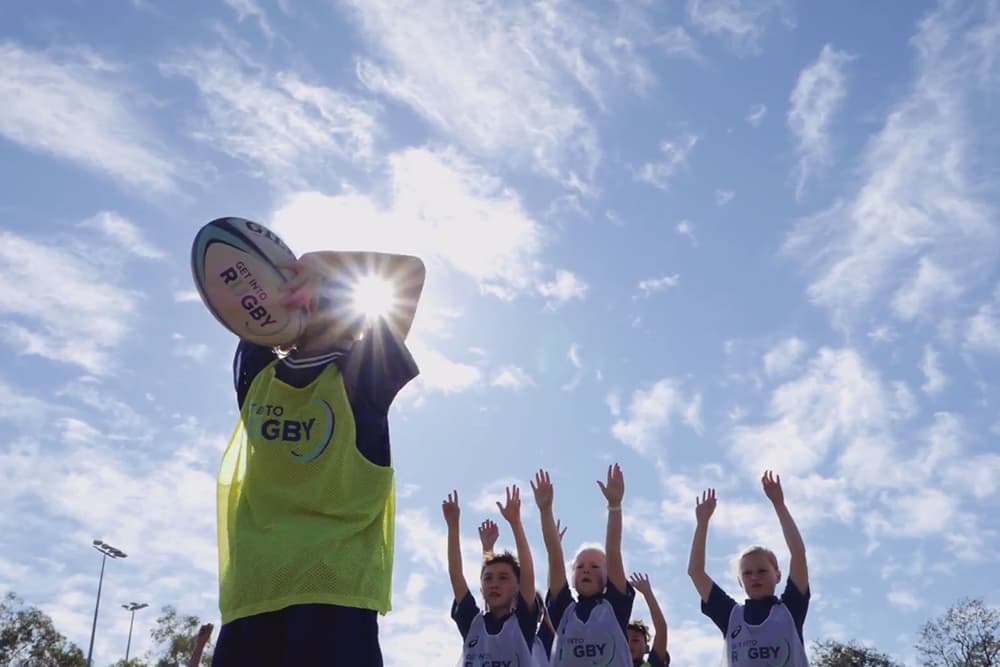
350,274,397,321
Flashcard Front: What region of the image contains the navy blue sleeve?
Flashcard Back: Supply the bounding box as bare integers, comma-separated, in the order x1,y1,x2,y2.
604,581,636,635
233,342,277,409
451,591,481,640
546,584,574,635
537,615,555,658
648,649,670,667
514,593,541,648
341,320,419,413
700,582,736,636
339,321,419,466
780,579,810,641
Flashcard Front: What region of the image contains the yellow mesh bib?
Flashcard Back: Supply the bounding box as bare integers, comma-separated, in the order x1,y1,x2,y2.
217,361,395,623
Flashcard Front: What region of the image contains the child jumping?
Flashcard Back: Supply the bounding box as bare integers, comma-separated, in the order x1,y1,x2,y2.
444,487,539,666
213,250,425,667
533,465,634,666
687,470,810,666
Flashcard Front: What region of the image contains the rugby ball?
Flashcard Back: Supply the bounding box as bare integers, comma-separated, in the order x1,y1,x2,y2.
190,217,309,347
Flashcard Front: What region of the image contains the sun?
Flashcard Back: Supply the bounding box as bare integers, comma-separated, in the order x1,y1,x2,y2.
350,274,398,321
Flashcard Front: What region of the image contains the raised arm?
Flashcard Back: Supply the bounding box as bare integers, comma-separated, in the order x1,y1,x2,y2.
597,463,627,593
629,573,668,661
442,490,470,602
497,485,536,613
281,251,426,339
762,471,809,594
687,488,716,603
478,519,499,561
531,469,567,596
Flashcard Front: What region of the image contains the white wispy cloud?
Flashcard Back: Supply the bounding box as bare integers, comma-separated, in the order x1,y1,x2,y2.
271,147,553,300
964,286,1000,353
537,270,589,305
686,0,791,54
763,337,806,376
746,102,767,126
676,220,698,246
0,229,142,373
222,0,274,40
788,43,853,197
490,366,534,391
634,134,698,190
405,344,482,395
636,274,681,298
161,47,379,184
784,4,999,327
609,379,703,455
891,257,964,321
731,348,895,476
715,189,735,206
654,25,705,63
887,588,923,612
174,290,201,303
0,42,177,193
78,211,164,260
346,0,654,188
920,345,946,395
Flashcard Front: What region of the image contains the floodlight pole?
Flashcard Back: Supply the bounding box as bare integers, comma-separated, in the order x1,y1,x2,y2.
86,540,128,667
122,602,148,662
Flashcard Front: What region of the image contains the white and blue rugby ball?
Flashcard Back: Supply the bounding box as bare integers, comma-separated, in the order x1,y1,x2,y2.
191,217,308,347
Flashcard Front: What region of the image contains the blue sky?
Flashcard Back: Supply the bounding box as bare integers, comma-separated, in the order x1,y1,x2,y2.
1,0,999,664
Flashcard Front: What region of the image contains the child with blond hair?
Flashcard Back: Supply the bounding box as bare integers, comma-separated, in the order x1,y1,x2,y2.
687,471,810,666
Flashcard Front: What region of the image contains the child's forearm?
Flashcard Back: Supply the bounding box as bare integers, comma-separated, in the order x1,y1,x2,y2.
774,502,805,556
509,519,536,607
643,591,668,658
687,522,708,575
447,524,469,600
688,521,714,601
605,504,626,590
540,507,566,591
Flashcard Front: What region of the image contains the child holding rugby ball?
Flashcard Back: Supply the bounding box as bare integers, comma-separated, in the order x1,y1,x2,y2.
212,250,425,667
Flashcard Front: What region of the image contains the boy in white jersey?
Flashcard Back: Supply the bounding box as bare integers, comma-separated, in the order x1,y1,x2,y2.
533,465,634,667
443,487,539,666
687,471,810,667
626,572,669,667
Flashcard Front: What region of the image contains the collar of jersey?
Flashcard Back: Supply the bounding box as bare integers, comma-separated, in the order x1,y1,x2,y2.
282,348,347,368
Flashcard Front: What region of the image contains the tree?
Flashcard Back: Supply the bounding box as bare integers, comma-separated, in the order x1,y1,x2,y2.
146,607,212,667
812,639,903,667
0,591,86,667
916,598,1000,667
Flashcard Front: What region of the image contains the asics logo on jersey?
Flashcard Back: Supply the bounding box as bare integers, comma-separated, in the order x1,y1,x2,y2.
731,625,742,639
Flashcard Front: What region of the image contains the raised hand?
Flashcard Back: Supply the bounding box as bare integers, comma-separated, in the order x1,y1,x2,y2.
442,490,460,527
556,518,567,543
531,469,554,511
628,572,653,597
478,519,499,552
277,254,324,309
497,485,523,524
695,488,716,524
761,470,784,506
597,463,625,506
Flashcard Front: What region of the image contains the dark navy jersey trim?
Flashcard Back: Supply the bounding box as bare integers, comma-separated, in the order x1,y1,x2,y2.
282,349,347,368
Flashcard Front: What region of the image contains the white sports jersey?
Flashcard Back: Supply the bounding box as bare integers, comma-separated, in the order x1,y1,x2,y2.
724,602,809,667
459,611,536,667
552,600,631,666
